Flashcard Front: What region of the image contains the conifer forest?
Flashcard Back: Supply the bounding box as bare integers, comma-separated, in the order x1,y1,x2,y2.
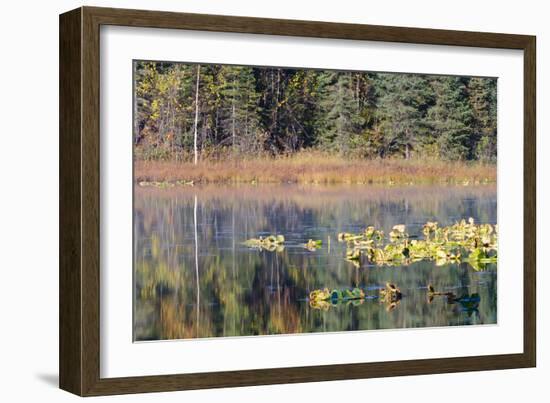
133,61,498,341
134,61,497,163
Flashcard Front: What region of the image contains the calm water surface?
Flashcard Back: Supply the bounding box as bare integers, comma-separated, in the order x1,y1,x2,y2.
134,185,497,341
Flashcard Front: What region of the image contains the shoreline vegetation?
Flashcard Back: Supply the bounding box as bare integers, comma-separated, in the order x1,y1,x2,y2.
134,63,498,177
133,62,498,339
135,152,496,186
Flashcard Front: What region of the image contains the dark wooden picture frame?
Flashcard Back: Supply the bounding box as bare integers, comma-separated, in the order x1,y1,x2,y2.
59,6,536,396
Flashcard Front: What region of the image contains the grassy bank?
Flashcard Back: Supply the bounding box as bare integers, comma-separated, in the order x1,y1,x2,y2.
134,152,496,186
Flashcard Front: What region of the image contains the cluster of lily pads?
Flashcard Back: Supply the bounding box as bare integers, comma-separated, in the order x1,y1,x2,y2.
242,234,285,252
243,235,322,252
308,282,480,314
242,218,497,271
303,239,323,251
309,283,403,311
339,218,497,270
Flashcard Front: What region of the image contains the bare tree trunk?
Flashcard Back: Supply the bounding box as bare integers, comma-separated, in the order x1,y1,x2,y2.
231,76,236,156
133,64,139,145
274,69,280,133
194,195,200,336
193,65,201,165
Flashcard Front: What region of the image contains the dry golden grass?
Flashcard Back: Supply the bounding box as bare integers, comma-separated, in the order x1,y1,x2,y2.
134,151,496,185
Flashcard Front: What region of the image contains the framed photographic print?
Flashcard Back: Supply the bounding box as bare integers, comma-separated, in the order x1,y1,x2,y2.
59,6,536,396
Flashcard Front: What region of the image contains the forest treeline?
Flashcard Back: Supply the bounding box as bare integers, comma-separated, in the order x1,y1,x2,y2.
134,61,497,162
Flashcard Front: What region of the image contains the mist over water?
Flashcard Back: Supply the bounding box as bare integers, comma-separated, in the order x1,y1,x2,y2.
133,184,497,341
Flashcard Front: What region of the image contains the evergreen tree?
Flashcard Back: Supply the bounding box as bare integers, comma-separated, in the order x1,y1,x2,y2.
273,70,318,151
375,73,433,159
133,61,498,162
315,71,364,155
428,77,474,160
217,66,262,155
468,77,497,161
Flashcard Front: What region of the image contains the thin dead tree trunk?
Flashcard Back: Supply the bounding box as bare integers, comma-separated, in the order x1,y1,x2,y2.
275,69,280,133
194,195,200,336
193,64,201,165
133,65,139,145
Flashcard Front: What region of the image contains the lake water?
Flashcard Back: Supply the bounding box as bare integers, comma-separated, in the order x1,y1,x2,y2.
133,184,497,341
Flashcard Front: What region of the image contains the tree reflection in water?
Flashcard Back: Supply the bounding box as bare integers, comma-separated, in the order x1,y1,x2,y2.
133,184,497,341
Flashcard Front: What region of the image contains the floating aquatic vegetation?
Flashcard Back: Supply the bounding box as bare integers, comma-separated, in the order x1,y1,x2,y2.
309,288,331,302
345,248,361,262
339,225,384,245
243,234,285,252
379,282,402,302
389,224,407,241
308,286,368,310
138,181,175,188
309,287,366,302
377,283,403,312
426,284,480,315
427,283,455,298
302,239,322,251
307,281,481,316
308,299,332,311
338,218,497,270
308,283,403,311
453,294,481,315
427,283,458,304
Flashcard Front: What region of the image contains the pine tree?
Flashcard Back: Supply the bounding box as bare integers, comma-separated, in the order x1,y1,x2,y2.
427,77,474,160
134,62,193,159
217,66,262,155
468,77,497,161
374,73,433,159
315,71,364,155
272,70,318,151
133,61,497,162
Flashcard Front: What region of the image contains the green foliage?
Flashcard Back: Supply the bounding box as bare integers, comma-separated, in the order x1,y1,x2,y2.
469,78,497,162
427,77,474,160
243,234,285,252
338,218,497,270
315,72,364,155
308,283,402,311
217,66,263,154
134,61,497,162
374,73,434,158
303,239,322,251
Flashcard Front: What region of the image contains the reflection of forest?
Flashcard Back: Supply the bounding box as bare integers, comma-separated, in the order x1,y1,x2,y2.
134,185,497,341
